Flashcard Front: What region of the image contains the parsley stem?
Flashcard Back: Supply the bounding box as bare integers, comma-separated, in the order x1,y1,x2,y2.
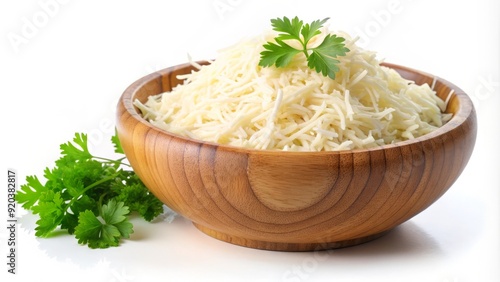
65,173,119,214
302,38,309,59
97,192,109,217
302,46,310,59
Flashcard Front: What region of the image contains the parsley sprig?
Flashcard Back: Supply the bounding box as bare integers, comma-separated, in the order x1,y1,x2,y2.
16,132,164,248
259,16,349,79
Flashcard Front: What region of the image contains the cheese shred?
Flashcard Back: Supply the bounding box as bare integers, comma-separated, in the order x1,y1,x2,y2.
135,30,452,151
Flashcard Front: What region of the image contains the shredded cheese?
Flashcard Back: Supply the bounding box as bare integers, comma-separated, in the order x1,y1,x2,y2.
135,30,452,151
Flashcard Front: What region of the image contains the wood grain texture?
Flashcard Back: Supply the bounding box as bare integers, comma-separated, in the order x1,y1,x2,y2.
116,62,477,251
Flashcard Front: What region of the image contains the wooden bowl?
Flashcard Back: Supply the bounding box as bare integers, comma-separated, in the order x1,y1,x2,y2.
116,62,477,251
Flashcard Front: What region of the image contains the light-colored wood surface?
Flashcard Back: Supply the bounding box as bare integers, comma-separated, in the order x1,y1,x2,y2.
116,62,477,251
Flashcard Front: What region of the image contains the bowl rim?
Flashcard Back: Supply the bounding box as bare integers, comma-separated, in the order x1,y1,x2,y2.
119,61,476,156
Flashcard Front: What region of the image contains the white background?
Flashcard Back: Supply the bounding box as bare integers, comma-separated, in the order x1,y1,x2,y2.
1,0,499,281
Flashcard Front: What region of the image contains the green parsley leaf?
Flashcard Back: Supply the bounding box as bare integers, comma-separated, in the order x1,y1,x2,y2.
301,18,329,45
259,16,350,79
260,39,301,68
270,16,303,41
308,34,349,79
31,191,65,237
74,199,133,249
62,194,97,234
111,129,124,154
17,175,47,209
60,133,92,161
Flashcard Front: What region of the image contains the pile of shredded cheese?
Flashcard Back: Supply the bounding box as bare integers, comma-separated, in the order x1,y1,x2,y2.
135,30,452,151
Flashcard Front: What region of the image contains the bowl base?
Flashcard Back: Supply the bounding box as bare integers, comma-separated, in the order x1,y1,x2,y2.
193,223,390,252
